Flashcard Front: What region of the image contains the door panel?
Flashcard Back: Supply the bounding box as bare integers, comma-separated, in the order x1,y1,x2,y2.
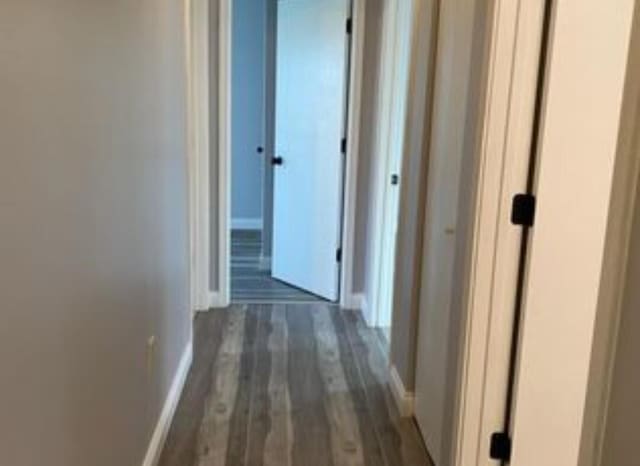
376,0,413,330
272,0,349,301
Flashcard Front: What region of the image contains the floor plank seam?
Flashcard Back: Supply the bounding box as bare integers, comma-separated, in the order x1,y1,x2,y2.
335,310,395,466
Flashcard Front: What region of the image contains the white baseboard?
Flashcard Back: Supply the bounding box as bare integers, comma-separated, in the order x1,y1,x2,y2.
360,294,377,327
231,218,262,230
207,291,228,309
258,255,271,271
389,364,415,418
142,341,193,466
342,292,365,311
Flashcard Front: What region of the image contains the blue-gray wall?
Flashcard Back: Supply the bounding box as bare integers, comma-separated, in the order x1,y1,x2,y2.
232,0,268,227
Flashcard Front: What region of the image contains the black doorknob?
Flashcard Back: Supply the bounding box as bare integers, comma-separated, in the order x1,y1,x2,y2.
271,156,284,166
257,146,264,154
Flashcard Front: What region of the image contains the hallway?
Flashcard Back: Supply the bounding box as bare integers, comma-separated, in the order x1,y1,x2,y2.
158,303,432,466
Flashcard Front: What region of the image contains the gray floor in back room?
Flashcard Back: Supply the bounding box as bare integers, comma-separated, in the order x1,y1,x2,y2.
231,230,326,303
158,303,433,466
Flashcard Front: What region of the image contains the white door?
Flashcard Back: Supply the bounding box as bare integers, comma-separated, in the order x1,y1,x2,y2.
375,0,413,330
271,0,350,301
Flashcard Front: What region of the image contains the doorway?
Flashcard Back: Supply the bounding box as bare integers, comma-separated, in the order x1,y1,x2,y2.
225,0,358,304
368,0,414,345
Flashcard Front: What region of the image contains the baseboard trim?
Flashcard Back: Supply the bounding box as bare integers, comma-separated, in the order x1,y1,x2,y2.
231,218,262,230
142,341,193,466
342,292,365,311
360,294,377,327
389,364,415,418
207,291,227,309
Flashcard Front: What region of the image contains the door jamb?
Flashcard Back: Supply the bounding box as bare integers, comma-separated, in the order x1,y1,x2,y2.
450,0,547,464
215,0,366,308
186,0,212,312
579,4,640,463
508,1,635,464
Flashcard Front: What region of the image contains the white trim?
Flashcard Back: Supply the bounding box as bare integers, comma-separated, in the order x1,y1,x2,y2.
338,0,366,308
186,0,211,312
219,0,366,307
509,2,635,464
207,291,226,310
141,341,193,466
342,292,364,311
389,365,415,418
361,294,375,327
218,0,232,309
451,1,547,465
580,6,640,465
231,218,263,230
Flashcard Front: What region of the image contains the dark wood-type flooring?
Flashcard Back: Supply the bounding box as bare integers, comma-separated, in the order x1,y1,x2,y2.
159,303,433,466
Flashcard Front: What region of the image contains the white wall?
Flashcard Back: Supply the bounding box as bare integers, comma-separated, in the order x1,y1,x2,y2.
232,0,267,228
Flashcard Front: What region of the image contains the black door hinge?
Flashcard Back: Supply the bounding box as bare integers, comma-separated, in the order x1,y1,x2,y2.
490,432,512,462
336,248,342,263
346,18,353,34
511,193,536,227
341,137,347,154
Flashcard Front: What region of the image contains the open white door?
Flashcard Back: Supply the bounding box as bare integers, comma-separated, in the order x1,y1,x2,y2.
373,0,414,331
271,0,350,301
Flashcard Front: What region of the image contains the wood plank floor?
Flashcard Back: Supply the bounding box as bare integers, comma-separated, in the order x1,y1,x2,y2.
159,303,433,466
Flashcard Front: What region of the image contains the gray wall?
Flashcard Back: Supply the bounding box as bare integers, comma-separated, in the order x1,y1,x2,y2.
386,0,491,403
439,1,492,461
0,2,191,465
232,0,267,225
601,172,640,466
599,8,640,463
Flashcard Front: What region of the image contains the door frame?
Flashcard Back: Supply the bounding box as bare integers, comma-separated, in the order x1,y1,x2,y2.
213,0,366,308
448,0,548,464
507,1,635,465
453,0,636,464
366,0,415,329
579,3,640,463
186,0,212,312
